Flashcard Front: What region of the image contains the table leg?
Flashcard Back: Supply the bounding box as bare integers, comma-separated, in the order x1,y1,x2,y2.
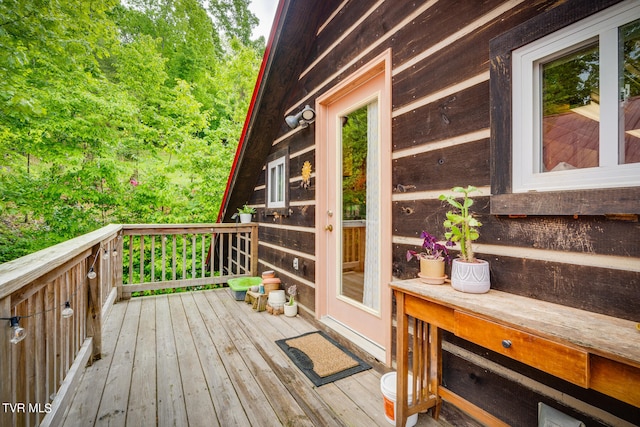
429,324,442,418
396,291,409,427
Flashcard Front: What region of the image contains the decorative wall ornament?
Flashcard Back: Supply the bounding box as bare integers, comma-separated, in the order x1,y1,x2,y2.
301,161,312,189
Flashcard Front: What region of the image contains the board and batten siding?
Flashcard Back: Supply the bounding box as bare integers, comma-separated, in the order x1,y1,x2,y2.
244,1,639,425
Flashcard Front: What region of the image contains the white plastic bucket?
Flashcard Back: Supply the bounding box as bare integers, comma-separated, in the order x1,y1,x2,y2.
268,290,286,303
268,289,285,306
380,372,418,427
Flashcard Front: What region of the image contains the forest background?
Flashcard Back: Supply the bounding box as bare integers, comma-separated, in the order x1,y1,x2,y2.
0,0,265,263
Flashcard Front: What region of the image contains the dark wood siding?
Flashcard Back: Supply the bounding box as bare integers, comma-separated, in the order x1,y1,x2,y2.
237,0,640,425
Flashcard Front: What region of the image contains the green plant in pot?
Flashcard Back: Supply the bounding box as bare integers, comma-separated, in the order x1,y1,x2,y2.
406,231,451,284
237,204,256,223
284,285,298,317
439,185,490,293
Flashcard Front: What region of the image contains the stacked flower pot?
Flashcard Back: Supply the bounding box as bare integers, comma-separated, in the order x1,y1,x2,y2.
262,270,284,315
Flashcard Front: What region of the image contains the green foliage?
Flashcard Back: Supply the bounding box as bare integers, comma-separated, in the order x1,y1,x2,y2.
439,186,482,263
0,0,263,263
123,233,224,297
237,204,256,214
542,44,599,116
341,105,368,219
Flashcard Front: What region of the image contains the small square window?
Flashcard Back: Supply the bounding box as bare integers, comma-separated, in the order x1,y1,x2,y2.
266,149,288,209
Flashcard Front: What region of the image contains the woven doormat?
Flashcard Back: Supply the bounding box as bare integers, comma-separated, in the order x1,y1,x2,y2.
276,331,371,386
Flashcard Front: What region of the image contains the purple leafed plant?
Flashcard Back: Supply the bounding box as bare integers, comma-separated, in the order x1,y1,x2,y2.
406,231,452,263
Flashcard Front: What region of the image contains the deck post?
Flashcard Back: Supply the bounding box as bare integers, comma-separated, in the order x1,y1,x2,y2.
0,296,12,427
250,224,259,276
86,244,102,363
115,234,123,302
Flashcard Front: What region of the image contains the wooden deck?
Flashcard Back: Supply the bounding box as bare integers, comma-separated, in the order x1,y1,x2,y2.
60,288,448,426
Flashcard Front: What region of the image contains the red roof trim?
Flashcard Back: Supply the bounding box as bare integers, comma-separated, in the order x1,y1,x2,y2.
216,0,286,222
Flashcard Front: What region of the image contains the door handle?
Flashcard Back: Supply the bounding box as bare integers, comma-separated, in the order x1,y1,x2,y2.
325,224,333,232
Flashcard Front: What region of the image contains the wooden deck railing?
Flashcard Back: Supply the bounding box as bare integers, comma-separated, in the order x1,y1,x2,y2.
0,224,122,427
0,222,257,426
343,220,366,272
120,223,258,299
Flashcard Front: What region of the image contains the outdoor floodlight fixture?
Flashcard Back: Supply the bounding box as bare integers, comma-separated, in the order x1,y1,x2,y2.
285,105,316,129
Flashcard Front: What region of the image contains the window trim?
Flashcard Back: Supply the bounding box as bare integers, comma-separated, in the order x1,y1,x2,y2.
266,149,289,210
490,0,640,215
512,1,640,193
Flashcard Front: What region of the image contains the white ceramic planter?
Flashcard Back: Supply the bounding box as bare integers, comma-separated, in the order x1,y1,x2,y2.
239,213,252,223
284,302,298,317
450,258,490,293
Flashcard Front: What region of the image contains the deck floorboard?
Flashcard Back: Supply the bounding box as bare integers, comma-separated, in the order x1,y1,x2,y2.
61,289,448,426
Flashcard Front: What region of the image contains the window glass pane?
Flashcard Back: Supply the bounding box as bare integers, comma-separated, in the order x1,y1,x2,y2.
277,163,284,202
269,166,277,203
620,18,640,164
541,42,599,172
342,105,368,220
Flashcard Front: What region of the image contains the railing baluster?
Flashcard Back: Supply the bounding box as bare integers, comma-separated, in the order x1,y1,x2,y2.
151,235,156,283
251,225,258,276
229,232,234,274
0,297,11,427
45,282,55,408
191,234,196,279
218,231,223,276
162,235,167,282
182,235,187,280
55,276,63,387
201,234,206,278
66,272,74,372
35,291,45,425
138,235,143,284
128,235,134,285
245,232,250,273
172,235,177,281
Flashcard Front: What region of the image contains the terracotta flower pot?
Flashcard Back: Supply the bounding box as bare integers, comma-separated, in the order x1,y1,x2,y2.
418,257,446,284
262,277,281,294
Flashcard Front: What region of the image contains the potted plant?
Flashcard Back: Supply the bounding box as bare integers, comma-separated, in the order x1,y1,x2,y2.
406,231,451,284
439,185,490,293
284,285,298,317
238,204,256,223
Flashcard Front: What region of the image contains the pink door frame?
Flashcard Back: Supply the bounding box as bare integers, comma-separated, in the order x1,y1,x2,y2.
315,49,393,364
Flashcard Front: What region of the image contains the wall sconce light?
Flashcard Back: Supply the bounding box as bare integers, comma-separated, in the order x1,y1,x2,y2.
285,105,316,129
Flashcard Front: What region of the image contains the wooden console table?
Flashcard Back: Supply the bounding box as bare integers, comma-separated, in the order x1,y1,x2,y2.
390,279,640,426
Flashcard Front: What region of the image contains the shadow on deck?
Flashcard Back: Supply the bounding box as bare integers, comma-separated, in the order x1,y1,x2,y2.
61,289,448,426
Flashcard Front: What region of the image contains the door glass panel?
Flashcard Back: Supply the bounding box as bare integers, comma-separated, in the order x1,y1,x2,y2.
340,100,378,311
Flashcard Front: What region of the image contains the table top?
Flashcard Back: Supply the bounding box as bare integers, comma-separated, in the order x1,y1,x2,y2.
390,279,640,367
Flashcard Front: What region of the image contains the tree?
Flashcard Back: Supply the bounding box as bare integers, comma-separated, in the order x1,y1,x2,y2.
0,0,263,262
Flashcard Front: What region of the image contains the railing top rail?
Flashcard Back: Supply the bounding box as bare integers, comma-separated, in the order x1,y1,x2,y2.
122,223,257,235
122,223,256,229
0,224,123,299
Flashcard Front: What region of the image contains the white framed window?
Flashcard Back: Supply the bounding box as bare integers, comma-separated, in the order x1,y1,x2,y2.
512,0,640,193
266,150,288,209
